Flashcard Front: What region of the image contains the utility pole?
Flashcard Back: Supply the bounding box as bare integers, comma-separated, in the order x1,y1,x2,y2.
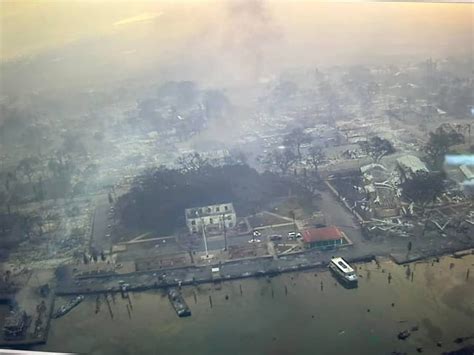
195,211,209,258
200,215,209,258
290,210,296,231
222,213,227,251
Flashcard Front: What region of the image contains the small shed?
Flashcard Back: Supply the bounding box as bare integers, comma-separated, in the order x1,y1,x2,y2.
302,226,344,250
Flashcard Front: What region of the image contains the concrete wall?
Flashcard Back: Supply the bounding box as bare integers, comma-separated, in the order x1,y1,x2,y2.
305,238,343,250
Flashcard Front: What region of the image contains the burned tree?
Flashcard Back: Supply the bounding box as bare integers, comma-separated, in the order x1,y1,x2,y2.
359,136,395,163
425,126,464,169
16,157,40,184
401,171,446,212
259,149,297,176
305,145,325,176
283,127,312,161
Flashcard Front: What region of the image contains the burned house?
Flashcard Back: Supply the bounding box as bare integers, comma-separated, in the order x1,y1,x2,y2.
361,163,401,218
369,186,401,218
397,155,429,181
460,164,474,185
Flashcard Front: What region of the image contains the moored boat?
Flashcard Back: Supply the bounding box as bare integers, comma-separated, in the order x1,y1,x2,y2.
168,289,191,317
329,257,358,286
52,295,84,319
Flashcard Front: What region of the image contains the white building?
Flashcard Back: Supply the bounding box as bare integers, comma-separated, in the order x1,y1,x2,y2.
185,202,237,234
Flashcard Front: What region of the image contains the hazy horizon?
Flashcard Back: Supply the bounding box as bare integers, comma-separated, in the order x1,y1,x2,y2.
1,0,472,94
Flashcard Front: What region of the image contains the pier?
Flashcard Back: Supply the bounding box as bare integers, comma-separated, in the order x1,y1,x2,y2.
0,292,55,348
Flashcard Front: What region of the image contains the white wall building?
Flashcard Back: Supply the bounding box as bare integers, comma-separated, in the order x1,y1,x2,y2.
185,202,237,234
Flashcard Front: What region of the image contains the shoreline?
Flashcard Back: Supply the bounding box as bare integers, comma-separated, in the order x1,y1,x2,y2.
55,246,474,296
1,246,472,349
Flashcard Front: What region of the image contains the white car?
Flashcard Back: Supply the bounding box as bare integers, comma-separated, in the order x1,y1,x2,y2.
253,230,262,237
288,232,302,240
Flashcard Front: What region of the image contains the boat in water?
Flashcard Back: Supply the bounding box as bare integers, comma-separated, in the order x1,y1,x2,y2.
168,289,191,317
52,295,84,319
329,257,358,287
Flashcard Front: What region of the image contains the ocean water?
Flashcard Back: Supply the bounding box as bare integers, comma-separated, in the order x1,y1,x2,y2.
38,255,474,355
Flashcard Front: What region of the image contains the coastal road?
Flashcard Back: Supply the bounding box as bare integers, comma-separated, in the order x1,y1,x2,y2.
90,194,113,253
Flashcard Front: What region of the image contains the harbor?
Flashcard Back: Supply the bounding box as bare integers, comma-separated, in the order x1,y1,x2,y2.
52,295,84,319
53,246,474,296
0,287,55,348
1,249,472,352
168,289,191,317
33,254,473,355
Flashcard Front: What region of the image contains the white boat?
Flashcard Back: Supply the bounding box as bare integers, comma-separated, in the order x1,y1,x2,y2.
329,257,358,286
52,295,84,319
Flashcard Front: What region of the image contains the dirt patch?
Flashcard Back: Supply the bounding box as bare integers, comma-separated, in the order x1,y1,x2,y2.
247,212,291,228
228,243,269,259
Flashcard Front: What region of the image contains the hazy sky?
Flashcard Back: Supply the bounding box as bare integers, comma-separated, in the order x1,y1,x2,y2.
0,0,472,91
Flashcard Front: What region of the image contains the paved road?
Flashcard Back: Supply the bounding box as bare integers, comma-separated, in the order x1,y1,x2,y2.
57,233,474,296
90,195,113,253
56,246,372,295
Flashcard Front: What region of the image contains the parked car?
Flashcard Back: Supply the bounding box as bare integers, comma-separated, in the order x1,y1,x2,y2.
269,235,283,241
288,232,302,240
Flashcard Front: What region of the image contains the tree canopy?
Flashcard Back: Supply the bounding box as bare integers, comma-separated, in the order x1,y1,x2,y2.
117,163,310,235
401,171,446,207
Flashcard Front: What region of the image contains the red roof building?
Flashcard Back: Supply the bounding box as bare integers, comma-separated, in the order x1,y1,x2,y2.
302,226,344,249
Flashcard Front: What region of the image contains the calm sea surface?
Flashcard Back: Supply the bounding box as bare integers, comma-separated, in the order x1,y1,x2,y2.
38,255,474,355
